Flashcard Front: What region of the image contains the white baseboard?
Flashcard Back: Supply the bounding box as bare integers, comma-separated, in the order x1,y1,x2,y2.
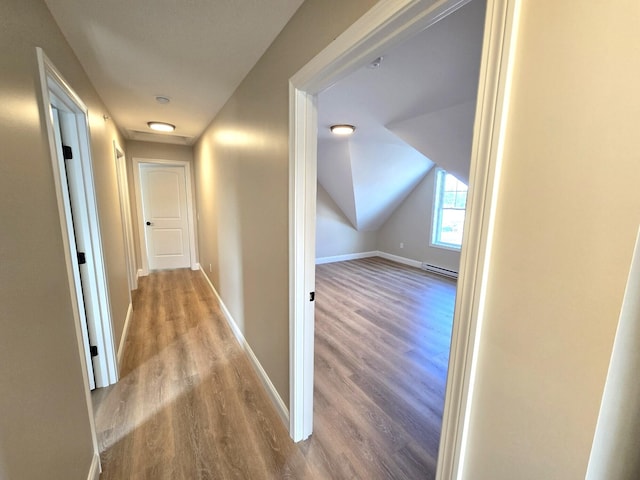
137,268,146,278
117,302,133,372
376,250,423,268
315,250,453,277
198,267,290,427
315,250,377,264
191,262,200,271
87,453,101,480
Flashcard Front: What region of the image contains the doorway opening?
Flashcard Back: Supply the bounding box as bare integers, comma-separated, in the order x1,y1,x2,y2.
37,49,119,390
132,158,198,275
289,0,520,478
311,0,485,476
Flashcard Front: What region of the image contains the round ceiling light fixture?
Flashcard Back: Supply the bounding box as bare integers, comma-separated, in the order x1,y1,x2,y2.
147,121,175,132
330,124,356,136
155,95,171,104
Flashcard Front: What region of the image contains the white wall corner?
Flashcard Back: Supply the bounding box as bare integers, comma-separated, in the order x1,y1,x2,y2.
198,267,290,427
87,453,101,480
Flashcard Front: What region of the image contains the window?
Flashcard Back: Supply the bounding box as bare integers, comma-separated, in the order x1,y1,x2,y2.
432,169,468,250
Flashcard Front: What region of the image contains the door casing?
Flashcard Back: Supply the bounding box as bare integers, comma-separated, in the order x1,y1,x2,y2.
114,142,137,292
37,48,119,391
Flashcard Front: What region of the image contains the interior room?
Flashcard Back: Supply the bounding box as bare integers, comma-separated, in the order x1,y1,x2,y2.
2,0,640,479
309,1,484,476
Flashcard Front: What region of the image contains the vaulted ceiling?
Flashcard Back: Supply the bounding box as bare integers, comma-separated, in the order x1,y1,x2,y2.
44,0,304,144
317,0,486,231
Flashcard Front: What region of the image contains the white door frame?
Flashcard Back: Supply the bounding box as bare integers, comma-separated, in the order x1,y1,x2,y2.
288,1,520,479
114,142,137,291
37,48,119,391
132,157,198,275
36,46,116,468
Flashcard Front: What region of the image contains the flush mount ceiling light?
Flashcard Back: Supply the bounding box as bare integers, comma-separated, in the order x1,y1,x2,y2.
330,124,356,136
147,121,175,132
155,95,171,104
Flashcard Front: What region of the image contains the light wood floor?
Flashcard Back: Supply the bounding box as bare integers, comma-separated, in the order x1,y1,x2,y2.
93,258,455,479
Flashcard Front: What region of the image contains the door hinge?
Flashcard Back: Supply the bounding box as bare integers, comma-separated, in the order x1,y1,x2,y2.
90,345,98,357
77,251,86,265
62,145,73,160
309,291,315,302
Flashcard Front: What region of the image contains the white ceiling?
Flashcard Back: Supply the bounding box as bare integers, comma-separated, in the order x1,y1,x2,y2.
44,0,304,144
317,0,486,230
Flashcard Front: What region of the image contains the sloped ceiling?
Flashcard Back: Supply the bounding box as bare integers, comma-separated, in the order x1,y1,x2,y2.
318,139,431,231
317,0,485,230
44,0,304,144
387,101,477,184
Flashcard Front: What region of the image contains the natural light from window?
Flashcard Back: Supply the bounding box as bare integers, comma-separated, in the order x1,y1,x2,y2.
432,169,468,250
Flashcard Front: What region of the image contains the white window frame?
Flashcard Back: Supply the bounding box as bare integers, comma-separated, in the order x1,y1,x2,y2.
431,168,468,251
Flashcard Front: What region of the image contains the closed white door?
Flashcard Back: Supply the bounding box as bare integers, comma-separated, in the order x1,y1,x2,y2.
140,165,192,270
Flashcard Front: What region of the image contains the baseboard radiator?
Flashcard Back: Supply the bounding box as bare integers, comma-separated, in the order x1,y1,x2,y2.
420,263,458,280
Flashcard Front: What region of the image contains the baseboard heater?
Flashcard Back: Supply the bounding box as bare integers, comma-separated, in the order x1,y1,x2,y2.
420,263,458,280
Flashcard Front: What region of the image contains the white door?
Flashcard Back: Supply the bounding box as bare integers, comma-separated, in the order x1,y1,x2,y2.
140,165,192,270
51,107,97,389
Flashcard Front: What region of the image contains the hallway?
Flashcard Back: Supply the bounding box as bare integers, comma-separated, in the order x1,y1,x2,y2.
93,269,313,479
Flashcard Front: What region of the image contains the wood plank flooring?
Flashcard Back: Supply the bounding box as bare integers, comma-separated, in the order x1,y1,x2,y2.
93,257,456,479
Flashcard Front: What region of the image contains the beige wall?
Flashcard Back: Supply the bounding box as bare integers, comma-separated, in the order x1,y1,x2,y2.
0,0,129,477
316,183,378,259
377,168,461,272
194,0,378,407
462,1,640,478
125,140,195,270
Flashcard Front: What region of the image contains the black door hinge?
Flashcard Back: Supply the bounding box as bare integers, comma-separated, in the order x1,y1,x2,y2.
309,291,315,302
90,345,98,357
62,145,73,160
77,252,86,265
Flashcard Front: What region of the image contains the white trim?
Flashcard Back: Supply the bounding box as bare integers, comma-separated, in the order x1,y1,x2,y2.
289,0,518,475
437,1,520,478
315,251,377,264
288,85,317,441
199,267,290,427
43,73,118,389
87,453,101,480
132,158,198,274
113,141,138,291
586,225,640,478
36,46,101,471
376,251,422,269
117,302,134,370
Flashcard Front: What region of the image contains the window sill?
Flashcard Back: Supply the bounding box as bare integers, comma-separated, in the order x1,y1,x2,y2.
429,242,462,252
